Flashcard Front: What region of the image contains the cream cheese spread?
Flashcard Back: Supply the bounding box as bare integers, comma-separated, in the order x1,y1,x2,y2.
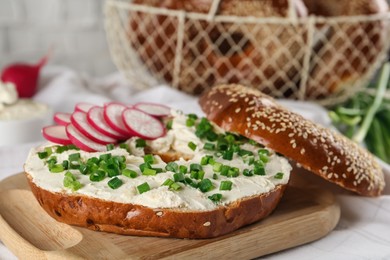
25,110,292,211
0,81,49,120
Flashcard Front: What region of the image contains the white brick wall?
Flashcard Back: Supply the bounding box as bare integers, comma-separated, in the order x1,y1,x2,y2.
0,0,116,76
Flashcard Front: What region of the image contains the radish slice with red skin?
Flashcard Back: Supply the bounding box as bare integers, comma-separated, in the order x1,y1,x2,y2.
134,102,171,117
66,124,107,152
87,106,127,140
122,108,166,140
42,125,72,145
75,102,95,113
53,112,71,126
104,102,131,137
71,111,117,145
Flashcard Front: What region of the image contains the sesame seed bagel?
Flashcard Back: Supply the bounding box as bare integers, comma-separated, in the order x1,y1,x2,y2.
199,84,385,196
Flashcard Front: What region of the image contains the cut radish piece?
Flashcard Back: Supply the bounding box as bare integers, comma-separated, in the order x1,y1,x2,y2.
42,125,72,145
53,112,71,126
134,102,171,117
87,106,127,140
71,111,117,145
104,102,131,137
75,102,95,113
122,108,166,140
66,124,107,152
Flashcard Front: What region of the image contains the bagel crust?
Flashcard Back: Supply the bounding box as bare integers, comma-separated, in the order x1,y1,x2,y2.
26,173,285,239
199,84,385,196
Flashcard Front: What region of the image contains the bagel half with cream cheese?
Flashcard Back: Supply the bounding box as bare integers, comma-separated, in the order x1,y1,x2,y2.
25,105,292,238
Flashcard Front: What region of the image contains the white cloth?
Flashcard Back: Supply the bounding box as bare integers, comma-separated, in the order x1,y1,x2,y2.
0,66,389,259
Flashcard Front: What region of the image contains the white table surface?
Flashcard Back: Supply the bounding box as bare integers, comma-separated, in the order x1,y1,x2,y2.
1,66,389,259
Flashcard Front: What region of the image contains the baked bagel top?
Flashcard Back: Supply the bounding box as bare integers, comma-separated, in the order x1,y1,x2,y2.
199,84,385,196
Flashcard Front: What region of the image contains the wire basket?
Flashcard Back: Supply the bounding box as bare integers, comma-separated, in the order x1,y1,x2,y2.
104,0,390,106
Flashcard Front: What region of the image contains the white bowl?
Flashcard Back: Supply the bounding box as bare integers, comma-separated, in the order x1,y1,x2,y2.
0,102,53,146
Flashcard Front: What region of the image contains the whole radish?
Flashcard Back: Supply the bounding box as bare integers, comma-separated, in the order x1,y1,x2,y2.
1,53,49,98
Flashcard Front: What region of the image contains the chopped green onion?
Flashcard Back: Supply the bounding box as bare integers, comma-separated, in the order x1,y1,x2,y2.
200,155,212,165
185,177,198,188
38,151,49,159
220,165,230,176
136,138,146,148
243,155,255,165
142,168,157,176
143,154,155,164
208,193,222,203
106,143,115,151
49,164,64,173
216,138,228,151
63,171,82,191
204,142,216,151
212,173,218,180
243,169,254,176
190,171,199,179
206,131,218,142
274,172,284,179
79,164,89,175
254,165,265,175
220,180,233,191
173,172,185,182
90,170,106,182
170,182,181,191
179,165,188,174
190,163,202,172
212,162,222,172
69,153,81,162
222,149,234,160
163,178,175,187
119,143,130,152
238,149,253,157
122,169,138,178
62,160,69,170
139,162,151,172
108,177,123,189
153,167,164,173
198,178,214,192
224,134,236,144
165,162,179,173
188,141,197,151
197,170,205,180
137,182,150,194
166,120,173,130
188,113,198,120
186,118,195,127
99,153,112,161
227,167,239,177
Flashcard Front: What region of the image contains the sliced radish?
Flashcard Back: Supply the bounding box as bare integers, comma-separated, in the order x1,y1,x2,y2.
134,102,171,117
122,108,166,140
104,102,131,137
66,124,107,152
42,125,72,145
87,106,127,140
53,112,71,126
75,102,95,113
71,111,117,145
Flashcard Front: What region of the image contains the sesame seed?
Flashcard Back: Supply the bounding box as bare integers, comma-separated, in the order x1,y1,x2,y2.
203,222,211,227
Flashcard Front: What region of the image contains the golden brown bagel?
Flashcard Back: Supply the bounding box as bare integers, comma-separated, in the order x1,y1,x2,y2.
129,0,307,95
199,84,385,196
26,173,285,239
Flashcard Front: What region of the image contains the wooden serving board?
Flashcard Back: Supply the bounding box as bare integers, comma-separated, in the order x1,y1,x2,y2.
0,173,340,259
